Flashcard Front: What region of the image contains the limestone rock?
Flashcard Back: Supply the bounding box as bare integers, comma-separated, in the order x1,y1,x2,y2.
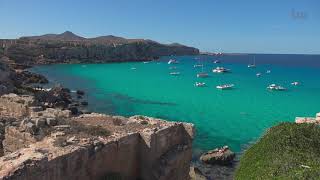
46,117,58,126
200,146,235,165
189,166,207,180
31,118,46,128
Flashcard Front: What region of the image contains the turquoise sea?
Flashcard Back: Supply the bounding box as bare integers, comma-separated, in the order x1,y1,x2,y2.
31,54,320,155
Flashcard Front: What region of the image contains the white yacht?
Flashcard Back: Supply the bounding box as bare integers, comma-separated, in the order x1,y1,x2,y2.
194,64,203,68
212,67,230,73
256,73,262,77
168,59,178,64
195,82,206,87
216,84,234,90
169,72,180,76
267,84,286,91
291,82,300,86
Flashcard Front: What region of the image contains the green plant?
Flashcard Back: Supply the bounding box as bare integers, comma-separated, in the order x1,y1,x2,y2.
235,122,320,179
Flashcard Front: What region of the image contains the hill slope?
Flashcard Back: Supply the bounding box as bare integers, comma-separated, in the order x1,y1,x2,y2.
235,122,320,179
0,31,199,66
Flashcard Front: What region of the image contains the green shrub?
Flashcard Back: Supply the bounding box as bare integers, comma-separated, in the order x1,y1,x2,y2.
235,122,320,179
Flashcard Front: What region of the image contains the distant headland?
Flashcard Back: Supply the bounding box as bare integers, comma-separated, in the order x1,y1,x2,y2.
0,31,199,68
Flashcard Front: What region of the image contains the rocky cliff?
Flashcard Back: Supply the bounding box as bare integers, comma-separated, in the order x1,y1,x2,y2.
0,31,199,67
0,93,195,180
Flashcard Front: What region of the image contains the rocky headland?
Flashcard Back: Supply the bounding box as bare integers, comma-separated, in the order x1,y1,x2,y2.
0,31,199,68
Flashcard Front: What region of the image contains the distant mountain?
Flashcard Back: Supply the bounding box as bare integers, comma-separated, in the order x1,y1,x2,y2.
0,31,199,66
22,31,85,41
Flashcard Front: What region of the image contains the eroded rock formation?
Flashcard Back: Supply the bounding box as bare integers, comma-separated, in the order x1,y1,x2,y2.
0,94,194,180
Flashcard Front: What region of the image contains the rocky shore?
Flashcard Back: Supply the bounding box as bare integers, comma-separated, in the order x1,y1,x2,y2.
0,92,194,180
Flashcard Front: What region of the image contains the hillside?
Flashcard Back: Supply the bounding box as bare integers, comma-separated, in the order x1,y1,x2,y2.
0,31,199,67
235,122,320,179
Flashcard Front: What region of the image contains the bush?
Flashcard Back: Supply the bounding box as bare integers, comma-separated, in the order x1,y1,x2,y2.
235,122,320,179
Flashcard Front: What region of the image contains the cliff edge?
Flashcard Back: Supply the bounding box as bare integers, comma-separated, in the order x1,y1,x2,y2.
0,93,194,180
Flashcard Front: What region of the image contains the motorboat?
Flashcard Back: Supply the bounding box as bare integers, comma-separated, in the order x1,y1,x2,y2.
194,64,203,68
291,82,300,86
168,59,179,64
212,67,230,73
143,61,149,64
267,84,286,91
216,84,234,90
197,72,209,78
214,60,220,64
169,72,180,76
195,82,206,87
266,70,271,74
131,67,137,70
256,73,262,77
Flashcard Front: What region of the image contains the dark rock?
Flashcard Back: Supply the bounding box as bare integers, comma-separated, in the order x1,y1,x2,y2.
76,90,85,96
189,166,207,180
46,118,58,126
25,122,38,135
31,118,46,128
0,60,15,95
81,101,88,106
15,70,48,84
34,86,72,108
200,146,235,165
68,106,78,115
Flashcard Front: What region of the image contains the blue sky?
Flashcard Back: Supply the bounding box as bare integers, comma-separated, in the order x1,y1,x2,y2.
0,0,319,54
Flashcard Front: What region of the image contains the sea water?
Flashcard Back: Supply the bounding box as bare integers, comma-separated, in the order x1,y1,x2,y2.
31,54,320,154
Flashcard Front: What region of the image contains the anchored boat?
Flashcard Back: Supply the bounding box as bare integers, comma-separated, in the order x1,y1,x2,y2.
248,56,256,68
291,82,300,86
168,59,179,64
195,82,206,87
169,72,180,76
216,84,234,90
267,84,286,91
212,67,231,73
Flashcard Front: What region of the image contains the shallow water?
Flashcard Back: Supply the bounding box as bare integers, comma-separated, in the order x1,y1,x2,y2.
31,54,320,153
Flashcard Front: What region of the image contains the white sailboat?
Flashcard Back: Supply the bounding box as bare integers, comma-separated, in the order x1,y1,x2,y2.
248,56,256,68
197,65,209,78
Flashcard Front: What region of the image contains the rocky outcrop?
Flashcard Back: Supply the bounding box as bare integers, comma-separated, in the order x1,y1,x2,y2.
0,94,195,180
0,94,35,118
189,166,207,180
200,146,235,165
0,31,199,67
0,60,16,95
